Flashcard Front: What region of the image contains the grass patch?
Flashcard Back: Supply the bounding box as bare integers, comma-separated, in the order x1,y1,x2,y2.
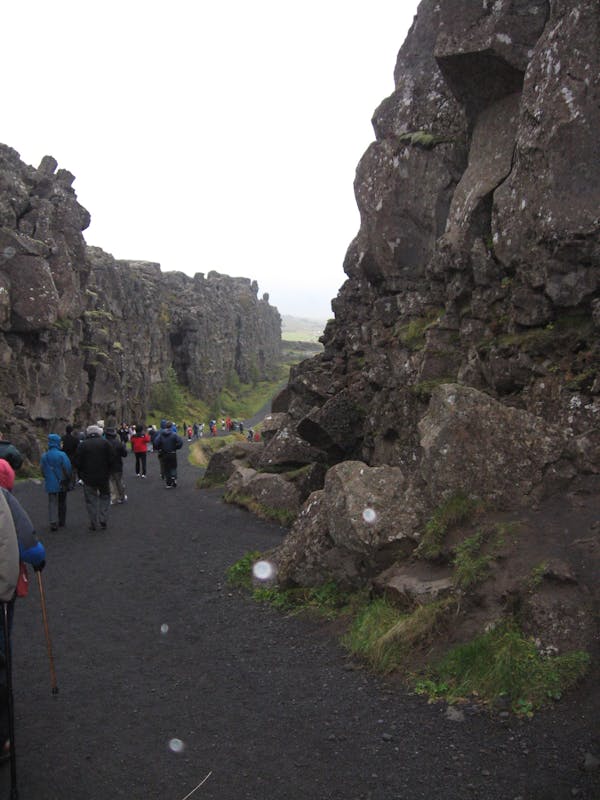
417,493,483,561
148,367,210,427
342,597,454,674
395,309,443,350
412,377,456,402
397,131,452,150
415,621,590,714
189,434,245,468
226,551,262,589
226,554,358,617
451,524,506,590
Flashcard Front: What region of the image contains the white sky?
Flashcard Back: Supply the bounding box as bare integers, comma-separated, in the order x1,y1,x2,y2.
3,1,420,319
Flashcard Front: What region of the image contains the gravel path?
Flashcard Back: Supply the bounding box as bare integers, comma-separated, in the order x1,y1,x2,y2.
2,448,598,799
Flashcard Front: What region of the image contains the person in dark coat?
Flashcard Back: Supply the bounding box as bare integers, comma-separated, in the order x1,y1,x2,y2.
74,425,115,531
0,476,46,759
61,424,81,488
40,433,72,531
0,432,23,472
104,426,128,504
153,421,183,488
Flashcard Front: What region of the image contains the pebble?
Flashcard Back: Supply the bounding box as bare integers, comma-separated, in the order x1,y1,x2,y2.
382,733,393,742
446,706,465,723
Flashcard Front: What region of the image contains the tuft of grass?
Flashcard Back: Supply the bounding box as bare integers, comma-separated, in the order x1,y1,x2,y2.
397,131,452,150
528,561,549,592
342,597,454,674
451,524,506,590
412,377,456,401
395,309,443,350
226,551,262,590
417,493,482,561
416,621,590,714
227,561,359,619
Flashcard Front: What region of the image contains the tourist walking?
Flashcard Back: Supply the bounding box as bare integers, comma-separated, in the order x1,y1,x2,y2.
0,431,23,472
40,434,72,531
105,426,128,504
0,477,46,761
153,421,183,488
61,424,80,489
130,425,151,478
74,425,115,531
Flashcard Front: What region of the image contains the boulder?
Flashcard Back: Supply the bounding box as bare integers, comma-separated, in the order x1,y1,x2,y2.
418,384,565,506
202,441,262,486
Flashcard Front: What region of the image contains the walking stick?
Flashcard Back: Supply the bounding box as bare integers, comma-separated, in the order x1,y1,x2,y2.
2,601,19,799
36,571,59,695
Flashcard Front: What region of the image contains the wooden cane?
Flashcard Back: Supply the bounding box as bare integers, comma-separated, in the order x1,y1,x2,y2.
36,572,59,695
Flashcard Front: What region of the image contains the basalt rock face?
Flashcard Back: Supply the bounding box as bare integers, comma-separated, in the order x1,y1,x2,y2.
0,145,280,461
266,0,599,652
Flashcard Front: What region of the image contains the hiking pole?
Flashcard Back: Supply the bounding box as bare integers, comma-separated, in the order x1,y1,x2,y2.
36,571,59,695
2,602,19,799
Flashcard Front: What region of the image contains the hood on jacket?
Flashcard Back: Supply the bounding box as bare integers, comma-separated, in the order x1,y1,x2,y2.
0,459,15,491
104,428,117,438
86,425,103,437
48,433,62,449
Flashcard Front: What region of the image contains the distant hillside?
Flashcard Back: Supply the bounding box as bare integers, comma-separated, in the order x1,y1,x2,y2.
281,315,327,343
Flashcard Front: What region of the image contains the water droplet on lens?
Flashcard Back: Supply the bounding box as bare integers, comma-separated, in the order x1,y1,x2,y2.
362,508,377,524
160,623,169,634
168,738,185,753
252,560,274,581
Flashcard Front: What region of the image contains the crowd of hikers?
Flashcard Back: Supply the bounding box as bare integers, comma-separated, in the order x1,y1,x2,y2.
0,411,263,790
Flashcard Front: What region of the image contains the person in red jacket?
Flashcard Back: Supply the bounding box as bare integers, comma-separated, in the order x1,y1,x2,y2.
130,425,151,478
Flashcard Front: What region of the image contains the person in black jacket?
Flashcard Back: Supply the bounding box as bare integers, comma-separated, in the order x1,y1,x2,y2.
61,424,81,489
74,425,115,531
104,426,128,504
153,421,183,488
0,432,23,472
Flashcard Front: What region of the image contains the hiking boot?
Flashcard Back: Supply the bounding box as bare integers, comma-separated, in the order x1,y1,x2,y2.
100,522,107,530
50,523,58,531
89,524,97,532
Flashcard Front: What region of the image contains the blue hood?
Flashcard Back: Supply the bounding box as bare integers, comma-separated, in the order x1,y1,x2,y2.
48,433,62,449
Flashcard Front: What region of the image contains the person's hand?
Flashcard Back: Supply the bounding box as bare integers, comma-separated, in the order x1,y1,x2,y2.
33,560,45,572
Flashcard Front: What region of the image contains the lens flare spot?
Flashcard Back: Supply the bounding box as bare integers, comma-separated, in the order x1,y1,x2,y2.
168,738,185,753
252,560,274,581
160,623,169,634
362,507,377,524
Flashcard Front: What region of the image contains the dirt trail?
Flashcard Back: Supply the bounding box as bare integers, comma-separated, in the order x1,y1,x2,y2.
2,449,598,799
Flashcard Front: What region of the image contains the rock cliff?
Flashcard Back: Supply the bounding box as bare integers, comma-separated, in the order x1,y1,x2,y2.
0,146,281,460
221,0,599,657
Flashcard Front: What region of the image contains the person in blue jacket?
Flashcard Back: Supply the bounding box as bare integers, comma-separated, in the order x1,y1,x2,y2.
153,421,183,488
40,433,72,531
0,480,46,760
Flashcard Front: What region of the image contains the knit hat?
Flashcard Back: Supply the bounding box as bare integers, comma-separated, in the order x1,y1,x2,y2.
86,425,103,437
0,459,15,491
48,433,62,448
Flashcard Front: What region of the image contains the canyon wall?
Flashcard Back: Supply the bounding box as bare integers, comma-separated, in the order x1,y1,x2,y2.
220,0,599,654
0,146,281,460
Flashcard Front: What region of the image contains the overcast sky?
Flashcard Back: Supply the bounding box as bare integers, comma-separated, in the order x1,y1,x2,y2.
3,1,420,320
